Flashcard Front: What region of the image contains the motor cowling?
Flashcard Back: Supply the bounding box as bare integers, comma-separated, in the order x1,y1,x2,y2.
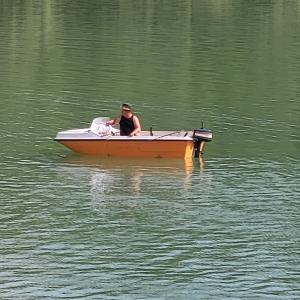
193,128,213,142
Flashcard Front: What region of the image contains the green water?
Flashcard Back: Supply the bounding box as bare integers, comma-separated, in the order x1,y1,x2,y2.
0,1,299,299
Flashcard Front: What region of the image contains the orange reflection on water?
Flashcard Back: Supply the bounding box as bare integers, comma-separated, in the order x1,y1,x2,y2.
58,155,206,210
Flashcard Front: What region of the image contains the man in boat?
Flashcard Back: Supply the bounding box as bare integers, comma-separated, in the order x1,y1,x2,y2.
106,103,141,136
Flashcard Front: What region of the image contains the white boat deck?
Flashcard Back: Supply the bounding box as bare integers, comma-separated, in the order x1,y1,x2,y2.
55,128,194,141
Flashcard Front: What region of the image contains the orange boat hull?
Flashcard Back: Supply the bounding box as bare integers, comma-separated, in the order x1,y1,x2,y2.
58,139,194,159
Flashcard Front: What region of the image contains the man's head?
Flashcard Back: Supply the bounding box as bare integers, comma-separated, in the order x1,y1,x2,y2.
121,103,132,112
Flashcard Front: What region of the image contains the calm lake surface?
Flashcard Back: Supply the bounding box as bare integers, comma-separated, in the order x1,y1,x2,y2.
0,1,299,299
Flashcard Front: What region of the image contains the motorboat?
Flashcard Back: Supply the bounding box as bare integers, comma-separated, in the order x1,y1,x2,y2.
54,117,212,159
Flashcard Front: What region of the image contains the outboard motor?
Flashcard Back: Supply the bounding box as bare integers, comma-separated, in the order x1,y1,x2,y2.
193,125,213,157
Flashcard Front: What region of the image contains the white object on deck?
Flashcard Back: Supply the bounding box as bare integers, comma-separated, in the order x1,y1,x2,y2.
89,117,119,136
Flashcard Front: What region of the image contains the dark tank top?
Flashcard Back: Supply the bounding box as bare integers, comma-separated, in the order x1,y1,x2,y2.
120,115,135,136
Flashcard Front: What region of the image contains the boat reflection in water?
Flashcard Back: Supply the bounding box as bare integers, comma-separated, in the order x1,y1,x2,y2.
56,155,206,212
